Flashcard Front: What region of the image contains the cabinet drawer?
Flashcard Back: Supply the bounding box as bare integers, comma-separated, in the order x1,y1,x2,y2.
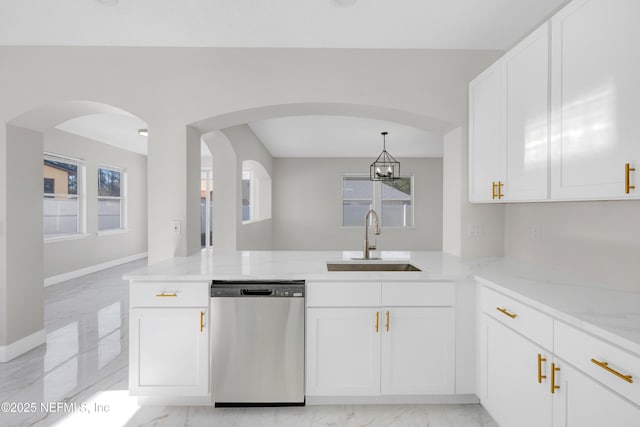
130,281,209,307
306,282,381,307
481,286,553,350
382,282,454,307
555,321,640,406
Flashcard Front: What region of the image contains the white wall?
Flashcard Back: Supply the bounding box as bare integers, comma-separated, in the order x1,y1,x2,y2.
221,124,274,250
43,129,147,279
504,201,640,291
272,158,443,251
0,46,500,355
3,125,44,347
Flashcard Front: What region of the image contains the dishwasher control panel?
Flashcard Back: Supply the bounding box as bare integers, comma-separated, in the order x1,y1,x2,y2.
210,280,305,298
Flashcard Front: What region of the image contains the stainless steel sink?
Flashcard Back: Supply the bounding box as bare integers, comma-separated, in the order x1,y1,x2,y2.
326,262,421,272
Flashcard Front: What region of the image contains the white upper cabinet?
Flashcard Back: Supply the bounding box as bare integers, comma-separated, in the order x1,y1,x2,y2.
504,23,549,201
550,0,640,200
469,24,549,202
469,60,506,202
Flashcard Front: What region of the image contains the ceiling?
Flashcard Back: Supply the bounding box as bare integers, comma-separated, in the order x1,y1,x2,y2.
249,116,442,158
0,0,568,50
2,0,570,157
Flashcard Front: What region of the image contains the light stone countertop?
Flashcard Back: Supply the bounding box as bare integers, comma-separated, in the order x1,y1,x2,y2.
125,250,640,356
475,259,640,357
124,250,490,282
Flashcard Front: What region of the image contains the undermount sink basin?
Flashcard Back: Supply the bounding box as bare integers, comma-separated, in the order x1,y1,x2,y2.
326,262,421,272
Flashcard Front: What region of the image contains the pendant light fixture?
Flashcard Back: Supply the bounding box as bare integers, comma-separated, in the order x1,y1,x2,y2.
370,131,400,181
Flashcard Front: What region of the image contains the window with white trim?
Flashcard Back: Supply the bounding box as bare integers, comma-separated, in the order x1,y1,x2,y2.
342,176,414,227
43,153,85,237
98,165,126,231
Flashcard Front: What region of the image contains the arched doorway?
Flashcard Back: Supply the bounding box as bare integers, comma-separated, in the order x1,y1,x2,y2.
1,100,147,362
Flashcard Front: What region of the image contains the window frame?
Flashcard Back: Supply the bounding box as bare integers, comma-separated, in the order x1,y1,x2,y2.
43,152,86,240
97,163,127,233
342,174,415,229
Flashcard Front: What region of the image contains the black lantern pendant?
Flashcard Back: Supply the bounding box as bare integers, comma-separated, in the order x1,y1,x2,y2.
370,131,400,181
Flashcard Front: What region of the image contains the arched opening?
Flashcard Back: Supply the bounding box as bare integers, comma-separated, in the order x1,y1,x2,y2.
188,102,459,253
1,100,148,362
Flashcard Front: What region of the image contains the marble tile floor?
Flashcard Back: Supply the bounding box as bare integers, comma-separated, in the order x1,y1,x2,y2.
0,259,498,427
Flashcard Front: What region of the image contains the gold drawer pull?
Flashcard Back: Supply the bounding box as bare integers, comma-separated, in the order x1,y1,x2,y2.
385,310,390,332
551,362,560,394
497,181,504,199
591,359,633,384
155,292,178,297
625,163,635,194
538,353,547,383
200,311,205,333
375,311,379,333
496,307,517,319
492,182,498,200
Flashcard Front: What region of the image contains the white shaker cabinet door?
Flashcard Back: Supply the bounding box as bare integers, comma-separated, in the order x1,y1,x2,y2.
129,307,209,396
469,60,506,202
552,361,640,427
504,23,549,201
306,308,381,396
381,307,454,395
550,0,640,200
480,315,552,427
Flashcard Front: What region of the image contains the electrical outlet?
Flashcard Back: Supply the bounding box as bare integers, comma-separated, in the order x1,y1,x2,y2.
171,220,181,235
530,224,542,240
467,223,482,238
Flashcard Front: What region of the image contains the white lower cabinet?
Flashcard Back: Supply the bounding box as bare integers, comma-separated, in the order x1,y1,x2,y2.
306,281,456,398
552,361,639,427
306,308,381,396
130,307,209,396
480,315,552,427
381,307,454,395
129,281,210,397
478,284,640,427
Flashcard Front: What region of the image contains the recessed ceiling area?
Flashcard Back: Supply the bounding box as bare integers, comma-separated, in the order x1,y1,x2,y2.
248,116,442,158
55,113,148,155
0,0,570,50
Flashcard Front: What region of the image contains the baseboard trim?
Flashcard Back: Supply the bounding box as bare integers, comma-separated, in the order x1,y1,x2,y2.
0,329,46,363
44,252,148,287
306,394,479,406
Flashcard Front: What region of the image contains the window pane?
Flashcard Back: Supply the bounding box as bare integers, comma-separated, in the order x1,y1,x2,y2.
44,196,79,236
242,178,251,221
98,199,121,230
343,200,372,226
44,178,54,194
98,168,121,197
44,159,78,195
343,177,373,199
382,178,412,227
382,200,413,227
382,178,411,199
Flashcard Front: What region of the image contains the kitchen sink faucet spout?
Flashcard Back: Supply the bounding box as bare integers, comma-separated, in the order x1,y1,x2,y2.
363,209,381,259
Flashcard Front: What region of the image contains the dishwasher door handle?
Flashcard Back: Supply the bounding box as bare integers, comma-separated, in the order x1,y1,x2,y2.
241,289,273,296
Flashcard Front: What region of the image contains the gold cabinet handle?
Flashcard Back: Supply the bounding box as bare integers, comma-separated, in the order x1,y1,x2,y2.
625,163,635,194
591,358,633,384
551,362,560,394
155,292,177,297
385,310,390,332
538,353,547,383
375,311,379,333
498,181,504,199
200,311,205,333
496,307,517,319
491,181,497,200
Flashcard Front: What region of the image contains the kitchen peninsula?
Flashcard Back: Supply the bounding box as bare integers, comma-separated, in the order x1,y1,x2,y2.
126,250,640,426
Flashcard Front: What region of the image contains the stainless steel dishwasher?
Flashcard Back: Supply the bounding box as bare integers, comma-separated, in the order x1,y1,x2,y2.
210,280,305,406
